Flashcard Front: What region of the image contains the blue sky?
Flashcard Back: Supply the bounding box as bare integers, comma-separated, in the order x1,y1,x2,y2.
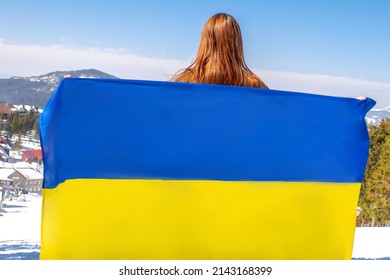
0,0,389,107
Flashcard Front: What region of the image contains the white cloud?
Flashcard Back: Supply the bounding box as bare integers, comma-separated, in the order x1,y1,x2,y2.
0,41,186,80
258,70,390,109
0,41,389,108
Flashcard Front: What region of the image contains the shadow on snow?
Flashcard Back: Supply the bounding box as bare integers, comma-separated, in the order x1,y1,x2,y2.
0,241,40,260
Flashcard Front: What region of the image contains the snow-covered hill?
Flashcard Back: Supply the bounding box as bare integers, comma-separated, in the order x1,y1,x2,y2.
0,69,118,108
366,106,390,125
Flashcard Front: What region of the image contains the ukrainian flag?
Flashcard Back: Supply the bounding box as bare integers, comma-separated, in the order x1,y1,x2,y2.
39,79,375,260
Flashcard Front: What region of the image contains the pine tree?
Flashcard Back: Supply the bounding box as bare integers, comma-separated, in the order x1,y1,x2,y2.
358,119,390,226
11,113,21,135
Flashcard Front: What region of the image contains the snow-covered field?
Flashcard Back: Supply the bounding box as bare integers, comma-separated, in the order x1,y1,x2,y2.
0,194,41,260
0,194,389,260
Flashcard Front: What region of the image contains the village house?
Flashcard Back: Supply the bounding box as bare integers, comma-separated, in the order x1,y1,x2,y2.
0,168,43,193
0,102,15,121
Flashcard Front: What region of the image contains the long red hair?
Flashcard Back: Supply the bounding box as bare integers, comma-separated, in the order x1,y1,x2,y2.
171,13,268,89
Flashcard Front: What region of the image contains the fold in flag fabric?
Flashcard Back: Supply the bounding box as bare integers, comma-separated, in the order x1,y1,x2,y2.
39,79,375,260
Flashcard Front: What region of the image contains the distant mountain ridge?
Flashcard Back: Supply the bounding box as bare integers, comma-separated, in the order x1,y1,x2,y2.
0,69,118,108
366,107,390,125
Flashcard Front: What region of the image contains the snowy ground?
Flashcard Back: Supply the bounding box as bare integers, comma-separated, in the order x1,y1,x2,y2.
0,194,389,260
0,193,41,260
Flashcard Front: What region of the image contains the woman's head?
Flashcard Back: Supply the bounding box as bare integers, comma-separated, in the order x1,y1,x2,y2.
172,13,268,88
198,13,244,73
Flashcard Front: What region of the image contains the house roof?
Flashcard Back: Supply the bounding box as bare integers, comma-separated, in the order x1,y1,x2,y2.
0,167,43,180
22,149,42,160
14,168,43,180
0,102,15,110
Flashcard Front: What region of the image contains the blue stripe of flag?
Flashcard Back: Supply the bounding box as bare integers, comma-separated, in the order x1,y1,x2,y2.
39,79,375,189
